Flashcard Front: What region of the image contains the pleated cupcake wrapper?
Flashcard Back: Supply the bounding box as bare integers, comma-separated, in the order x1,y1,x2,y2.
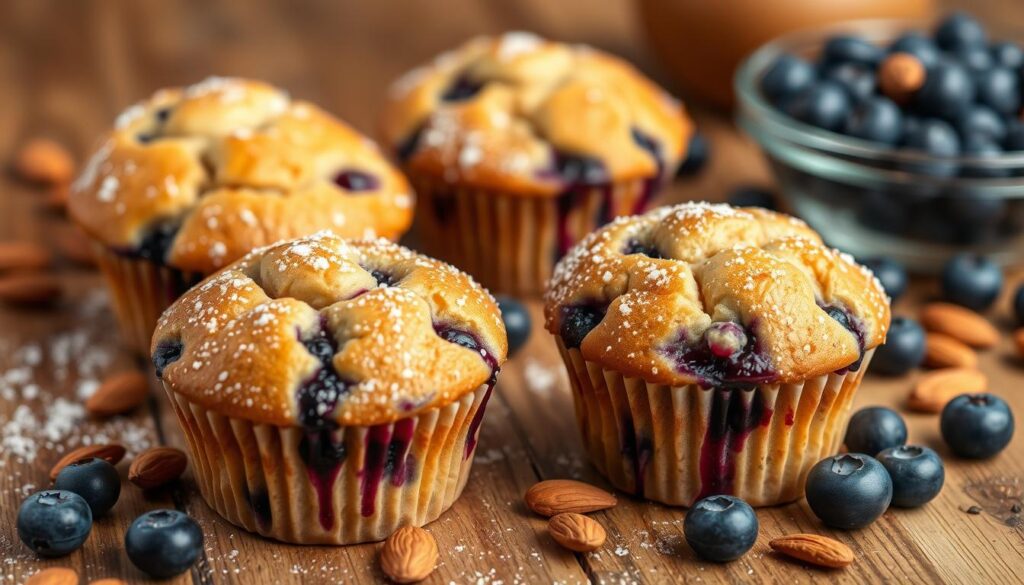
91,241,203,356
410,176,656,297
164,383,491,545
556,340,874,507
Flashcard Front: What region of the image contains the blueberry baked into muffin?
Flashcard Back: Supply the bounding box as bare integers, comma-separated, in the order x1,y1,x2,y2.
70,77,413,354
151,231,506,544
544,202,890,506
380,32,692,296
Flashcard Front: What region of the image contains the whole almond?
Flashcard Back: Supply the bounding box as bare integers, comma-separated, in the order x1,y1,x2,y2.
25,567,78,585
0,241,53,272
129,446,188,489
50,443,127,480
548,512,606,552
525,479,617,517
920,303,999,349
924,332,978,369
878,52,926,104
0,273,62,304
908,368,988,413
86,371,149,417
15,139,74,185
770,534,854,568
380,525,438,584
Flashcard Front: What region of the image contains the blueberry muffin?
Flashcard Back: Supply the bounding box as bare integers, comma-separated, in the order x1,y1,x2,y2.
380,32,692,296
152,231,506,544
544,202,890,506
70,77,414,354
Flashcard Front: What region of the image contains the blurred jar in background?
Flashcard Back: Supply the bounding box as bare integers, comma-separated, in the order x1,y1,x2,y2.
636,0,935,108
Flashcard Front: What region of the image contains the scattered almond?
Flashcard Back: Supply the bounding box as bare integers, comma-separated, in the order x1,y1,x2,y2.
770,533,854,568
548,512,606,552
525,479,617,517
924,332,978,369
0,241,53,272
0,273,62,304
908,368,988,413
920,303,999,349
85,371,149,417
14,138,74,185
380,525,438,584
879,52,926,104
1014,329,1024,358
25,567,78,585
50,443,127,480
129,446,188,489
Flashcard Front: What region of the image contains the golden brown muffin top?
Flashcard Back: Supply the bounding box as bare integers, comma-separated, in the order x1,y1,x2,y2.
70,77,413,275
152,232,507,427
380,32,692,195
544,203,890,386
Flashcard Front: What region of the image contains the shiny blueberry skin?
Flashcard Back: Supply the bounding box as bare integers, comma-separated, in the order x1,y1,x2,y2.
152,340,183,379
954,45,994,73
822,35,883,68
861,256,908,302
877,445,945,507
889,33,940,68
727,186,777,210
496,296,531,357
935,12,988,52
940,253,1003,311
822,62,876,102
870,317,925,376
559,306,604,349
954,105,1006,143
54,458,121,516
760,54,816,106
991,42,1024,69
845,406,907,456
683,495,758,562
676,132,710,177
785,81,852,132
844,96,903,145
805,454,892,530
913,62,976,120
125,510,203,578
1014,284,1024,325
941,393,1015,459
17,490,92,557
975,66,1021,116
901,118,961,177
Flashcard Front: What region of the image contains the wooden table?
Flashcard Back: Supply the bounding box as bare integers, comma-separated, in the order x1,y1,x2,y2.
1,1,1022,583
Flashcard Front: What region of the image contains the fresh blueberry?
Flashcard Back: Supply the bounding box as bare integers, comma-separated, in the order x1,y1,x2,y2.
761,54,816,106
333,170,380,192
1014,284,1024,325
991,42,1024,69
152,340,183,379
954,105,1006,142
683,495,758,562
975,67,1021,116
676,132,710,177
870,317,925,376
861,256,908,301
17,490,92,557
941,393,1014,459
844,96,903,145
1004,122,1024,151
727,186,777,210
845,406,908,456
805,453,892,530
822,62,876,102
960,135,1010,178
935,12,988,52
785,81,852,132
940,253,1003,311
822,35,883,68
496,296,531,357
877,445,945,507
889,33,940,68
125,510,204,578
54,457,121,516
901,118,961,177
559,306,604,349
953,45,994,72
913,61,976,120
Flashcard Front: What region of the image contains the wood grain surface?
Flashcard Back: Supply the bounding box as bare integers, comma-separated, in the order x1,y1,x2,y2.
1,1,1023,583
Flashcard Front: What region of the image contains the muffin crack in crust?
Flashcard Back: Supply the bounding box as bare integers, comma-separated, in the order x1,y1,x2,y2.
152,231,508,427
70,77,414,274
544,203,891,386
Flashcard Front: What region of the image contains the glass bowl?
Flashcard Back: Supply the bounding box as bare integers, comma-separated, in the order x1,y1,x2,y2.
735,19,1024,272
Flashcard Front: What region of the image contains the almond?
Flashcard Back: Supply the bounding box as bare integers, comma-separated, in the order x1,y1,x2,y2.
908,368,988,413
770,533,854,568
548,512,606,552
86,371,149,417
129,446,188,489
25,567,78,585
525,479,617,517
50,443,127,480
380,525,438,584
0,273,62,304
924,332,977,369
0,241,53,272
1014,329,1024,358
15,138,75,185
920,303,999,349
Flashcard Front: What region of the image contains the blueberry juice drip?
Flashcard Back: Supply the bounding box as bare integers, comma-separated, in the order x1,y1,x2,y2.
666,329,776,389
433,324,500,459
819,303,867,374
359,418,416,517
547,152,612,259
629,127,666,215
696,388,773,501
463,385,493,460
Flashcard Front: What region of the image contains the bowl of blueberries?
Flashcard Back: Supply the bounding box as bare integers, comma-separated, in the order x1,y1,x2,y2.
735,12,1024,271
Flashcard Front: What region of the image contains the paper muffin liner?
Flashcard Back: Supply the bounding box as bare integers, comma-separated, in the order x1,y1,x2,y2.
91,241,203,355
556,340,874,507
163,383,492,545
410,176,658,296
